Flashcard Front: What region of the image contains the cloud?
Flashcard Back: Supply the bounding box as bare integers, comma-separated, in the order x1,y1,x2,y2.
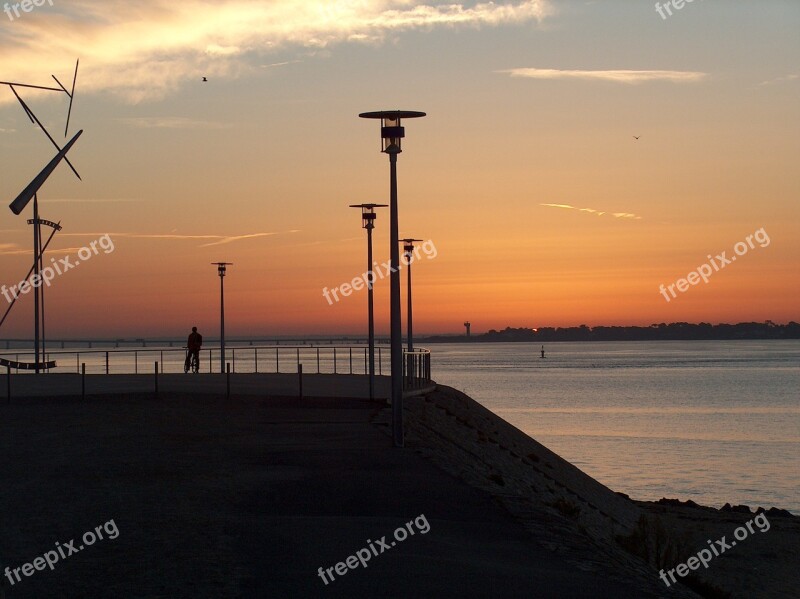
0,1,551,104
57,230,300,246
41,198,146,203
540,203,642,220
199,231,300,247
117,117,230,129
260,60,303,69
758,74,799,86
499,68,707,84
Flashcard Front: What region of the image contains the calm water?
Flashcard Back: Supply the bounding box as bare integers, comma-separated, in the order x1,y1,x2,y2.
428,341,800,513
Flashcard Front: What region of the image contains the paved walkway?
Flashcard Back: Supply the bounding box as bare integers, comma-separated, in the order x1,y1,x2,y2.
0,393,658,598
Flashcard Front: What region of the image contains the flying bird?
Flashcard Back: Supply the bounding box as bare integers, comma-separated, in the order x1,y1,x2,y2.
202,77,208,82
633,135,640,140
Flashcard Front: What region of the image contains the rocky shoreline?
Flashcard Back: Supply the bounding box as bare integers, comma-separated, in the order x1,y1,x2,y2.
403,385,798,599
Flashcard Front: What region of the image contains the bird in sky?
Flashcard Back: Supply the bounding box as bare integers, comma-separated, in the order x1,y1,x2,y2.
633,135,640,140
202,77,208,82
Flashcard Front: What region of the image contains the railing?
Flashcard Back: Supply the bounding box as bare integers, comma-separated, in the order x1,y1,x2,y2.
0,345,401,376
403,348,432,391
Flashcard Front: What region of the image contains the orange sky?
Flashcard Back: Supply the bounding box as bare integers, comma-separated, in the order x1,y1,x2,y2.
1,1,798,338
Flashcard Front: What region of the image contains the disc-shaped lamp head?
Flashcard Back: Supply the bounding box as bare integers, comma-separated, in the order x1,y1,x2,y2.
359,110,426,153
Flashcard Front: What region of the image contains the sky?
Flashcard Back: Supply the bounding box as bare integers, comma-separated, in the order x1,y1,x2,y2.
0,0,798,339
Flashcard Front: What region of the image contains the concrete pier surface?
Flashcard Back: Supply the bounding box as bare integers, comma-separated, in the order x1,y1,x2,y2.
3,378,793,597
0,382,698,598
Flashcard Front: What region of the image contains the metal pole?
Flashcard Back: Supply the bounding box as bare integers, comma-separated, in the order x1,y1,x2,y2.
226,362,231,399
39,220,46,369
220,273,225,374
388,149,403,447
33,195,40,373
298,363,303,399
367,209,376,403
81,363,85,400
154,361,159,397
407,256,414,352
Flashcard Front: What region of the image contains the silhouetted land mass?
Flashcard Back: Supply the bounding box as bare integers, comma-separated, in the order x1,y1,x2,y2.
421,321,800,343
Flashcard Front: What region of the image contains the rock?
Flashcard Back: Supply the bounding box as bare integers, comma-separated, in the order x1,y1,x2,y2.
766,507,795,519
721,503,752,514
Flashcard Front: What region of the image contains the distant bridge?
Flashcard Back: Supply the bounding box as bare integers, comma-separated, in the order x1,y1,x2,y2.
0,337,391,350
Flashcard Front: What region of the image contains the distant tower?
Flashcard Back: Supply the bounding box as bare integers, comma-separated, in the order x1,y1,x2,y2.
464,321,471,337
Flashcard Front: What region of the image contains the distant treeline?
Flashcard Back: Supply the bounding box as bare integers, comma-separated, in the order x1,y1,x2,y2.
422,322,800,343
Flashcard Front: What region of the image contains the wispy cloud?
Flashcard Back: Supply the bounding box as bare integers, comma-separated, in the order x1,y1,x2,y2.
499,68,707,84
0,1,551,104
57,230,300,246
118,117,230,130
540,203,642,220
260,60,302,69
199,231,300,247
41,198,146,204
758,74,799,86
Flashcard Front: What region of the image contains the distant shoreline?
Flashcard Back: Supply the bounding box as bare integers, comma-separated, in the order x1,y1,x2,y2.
1,322,798,350
421,321,800,343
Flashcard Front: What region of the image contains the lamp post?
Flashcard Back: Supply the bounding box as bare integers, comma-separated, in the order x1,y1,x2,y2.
400,238,423,352
212,262,232,374
350,203,387,401
359,110,425,448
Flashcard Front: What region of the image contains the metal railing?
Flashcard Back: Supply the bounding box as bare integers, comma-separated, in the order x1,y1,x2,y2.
403,348,432,391
0,345,433,383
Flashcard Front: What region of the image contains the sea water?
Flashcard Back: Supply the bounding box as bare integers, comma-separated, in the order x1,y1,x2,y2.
428,340,800,513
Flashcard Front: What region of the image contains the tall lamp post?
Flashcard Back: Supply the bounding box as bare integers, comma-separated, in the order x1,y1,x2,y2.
400,238,423,352
359,109,426,448
212,262,232,374
350,203,387,401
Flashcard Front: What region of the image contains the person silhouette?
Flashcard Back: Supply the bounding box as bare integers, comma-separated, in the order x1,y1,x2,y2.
185,326,203,372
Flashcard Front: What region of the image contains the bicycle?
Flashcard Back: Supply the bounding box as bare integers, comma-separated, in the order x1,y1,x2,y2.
184,347,200,373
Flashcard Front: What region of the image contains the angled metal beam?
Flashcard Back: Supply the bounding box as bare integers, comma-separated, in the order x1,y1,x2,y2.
52,60,80,137
0,221,61,330
0,81,64,93
9,130,82,215
9,85,35,123
10,90,81,181
64,59,79,137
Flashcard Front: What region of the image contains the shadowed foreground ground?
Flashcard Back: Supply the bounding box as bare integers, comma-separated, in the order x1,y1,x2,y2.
0,388,694,598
